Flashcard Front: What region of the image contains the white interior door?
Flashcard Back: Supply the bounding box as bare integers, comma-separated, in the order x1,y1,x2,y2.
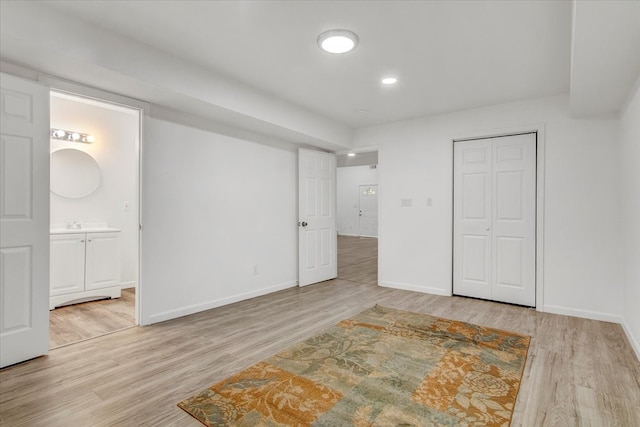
454,133,536,306
0,73,50,367
359,185,378,237
298,148,337,286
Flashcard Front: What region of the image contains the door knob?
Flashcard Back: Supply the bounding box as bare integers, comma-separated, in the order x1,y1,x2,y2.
486,227,490,231
300,221,308,227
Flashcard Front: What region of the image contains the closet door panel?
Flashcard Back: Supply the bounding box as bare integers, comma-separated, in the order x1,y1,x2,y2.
491,134,536,306
453,139,492,300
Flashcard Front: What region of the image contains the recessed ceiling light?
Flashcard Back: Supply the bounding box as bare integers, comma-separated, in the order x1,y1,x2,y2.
317,29,359,54
382,77,398,85
354,108,368,113
348,153,356,157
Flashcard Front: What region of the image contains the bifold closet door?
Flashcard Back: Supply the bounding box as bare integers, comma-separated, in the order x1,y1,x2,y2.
453,133,536,307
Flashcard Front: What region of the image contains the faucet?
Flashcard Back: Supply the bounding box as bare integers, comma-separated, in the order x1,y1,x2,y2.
66,220,82,230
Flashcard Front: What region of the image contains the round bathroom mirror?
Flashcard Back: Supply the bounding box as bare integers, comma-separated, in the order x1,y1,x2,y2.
50,149,101,198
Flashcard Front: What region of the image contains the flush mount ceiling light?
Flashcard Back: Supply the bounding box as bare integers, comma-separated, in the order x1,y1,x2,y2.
348,153,356,157
317,29,359,54
382,77,398,85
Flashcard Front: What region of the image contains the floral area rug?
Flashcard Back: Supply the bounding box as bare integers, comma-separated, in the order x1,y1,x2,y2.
178,305,530,426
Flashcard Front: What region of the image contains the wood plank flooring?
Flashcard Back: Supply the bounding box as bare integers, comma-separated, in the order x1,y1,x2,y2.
338,235,377,284
49,288,136,349
1,261,639,425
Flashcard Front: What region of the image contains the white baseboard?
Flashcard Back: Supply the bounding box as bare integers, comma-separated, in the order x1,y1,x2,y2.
621,319,640,362
337,233,360,237
120,281,136,290
145,281,298,324
542,304,622,324
379,281,451,297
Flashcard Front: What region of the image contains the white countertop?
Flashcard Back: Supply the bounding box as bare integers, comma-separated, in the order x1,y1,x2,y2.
50,222,121,235
50,227,121,235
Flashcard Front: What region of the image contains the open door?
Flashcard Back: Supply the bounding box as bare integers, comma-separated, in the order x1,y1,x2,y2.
298,148,337,286
0,73,50,367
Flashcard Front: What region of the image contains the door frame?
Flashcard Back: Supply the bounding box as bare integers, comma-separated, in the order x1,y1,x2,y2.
452,124,546,311
333,146,382,280
39,76,149,325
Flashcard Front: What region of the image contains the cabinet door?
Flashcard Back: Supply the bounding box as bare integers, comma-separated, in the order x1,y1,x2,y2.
85,232,120,291
50,234,86,296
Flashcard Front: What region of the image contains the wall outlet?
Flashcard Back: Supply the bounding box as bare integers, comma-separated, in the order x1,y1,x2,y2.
426,197,433,207
400,198,413,208
253,265,259,275
122,201,130,212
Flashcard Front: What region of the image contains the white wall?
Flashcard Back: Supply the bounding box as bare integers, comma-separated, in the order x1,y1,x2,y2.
354,94,623,321
619,81,640,359
141,112,297,324
337,166,378,236
50,94,139,288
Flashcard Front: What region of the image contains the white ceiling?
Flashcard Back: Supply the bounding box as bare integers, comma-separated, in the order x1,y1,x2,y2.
1,1,639,148
34,0,572,128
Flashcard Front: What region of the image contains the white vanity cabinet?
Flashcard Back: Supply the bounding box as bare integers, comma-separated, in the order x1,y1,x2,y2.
50,230,121,310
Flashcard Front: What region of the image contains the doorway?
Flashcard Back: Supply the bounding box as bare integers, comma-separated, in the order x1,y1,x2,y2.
336,152,379,284
453,132,537,307
48,91,140,348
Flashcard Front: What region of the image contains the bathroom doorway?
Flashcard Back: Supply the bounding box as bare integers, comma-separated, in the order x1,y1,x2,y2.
48,91,141,348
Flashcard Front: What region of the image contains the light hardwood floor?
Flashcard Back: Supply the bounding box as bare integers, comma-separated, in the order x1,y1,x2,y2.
1,270,638,425
49,288,136,349
338,235,378,284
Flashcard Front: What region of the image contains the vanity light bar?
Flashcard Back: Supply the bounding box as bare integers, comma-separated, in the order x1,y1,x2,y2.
50,128,95,143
